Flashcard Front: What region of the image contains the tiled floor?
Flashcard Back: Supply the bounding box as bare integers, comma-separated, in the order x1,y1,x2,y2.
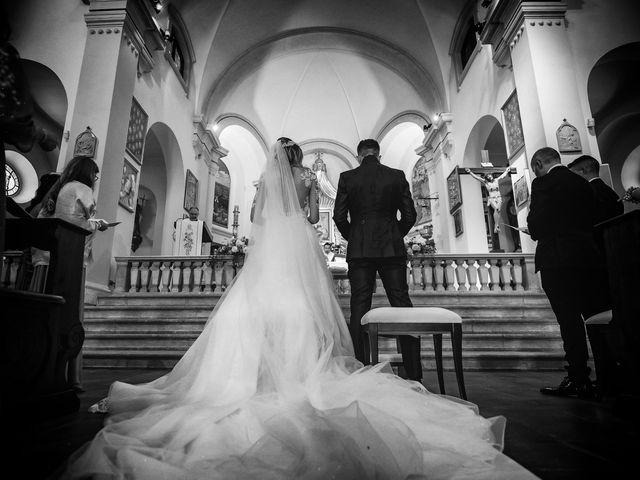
12,369,638,479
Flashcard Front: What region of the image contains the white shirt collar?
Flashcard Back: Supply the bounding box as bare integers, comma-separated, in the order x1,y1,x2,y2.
588,177,600,183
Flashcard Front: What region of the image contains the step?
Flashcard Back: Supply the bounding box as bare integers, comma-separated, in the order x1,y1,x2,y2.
82,349,566,371
83,332,563,351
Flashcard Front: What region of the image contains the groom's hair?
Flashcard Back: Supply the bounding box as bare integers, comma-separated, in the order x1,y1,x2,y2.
357,139,380,156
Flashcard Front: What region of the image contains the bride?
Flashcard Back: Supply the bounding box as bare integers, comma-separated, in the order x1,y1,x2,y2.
59,138,529,479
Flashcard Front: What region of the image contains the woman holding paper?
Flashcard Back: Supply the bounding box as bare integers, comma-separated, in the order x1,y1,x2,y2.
33,156,112,391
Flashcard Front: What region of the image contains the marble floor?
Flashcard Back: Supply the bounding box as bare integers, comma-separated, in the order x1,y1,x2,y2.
11,369,637,480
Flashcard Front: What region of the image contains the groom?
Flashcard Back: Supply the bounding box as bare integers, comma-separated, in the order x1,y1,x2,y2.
333,139,422,381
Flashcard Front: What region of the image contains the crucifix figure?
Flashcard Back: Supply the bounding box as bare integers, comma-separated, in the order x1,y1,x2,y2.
465,166,511,233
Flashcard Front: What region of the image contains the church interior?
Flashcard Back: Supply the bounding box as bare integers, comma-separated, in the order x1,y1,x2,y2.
2,0,640,478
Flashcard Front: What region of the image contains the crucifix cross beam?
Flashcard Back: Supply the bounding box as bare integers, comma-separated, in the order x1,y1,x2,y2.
458,167,516,176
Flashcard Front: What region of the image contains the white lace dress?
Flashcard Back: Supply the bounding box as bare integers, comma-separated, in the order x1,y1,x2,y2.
59,144,537,480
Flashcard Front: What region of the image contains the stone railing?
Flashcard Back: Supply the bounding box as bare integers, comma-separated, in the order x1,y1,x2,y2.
107,252,540,295
407,253,540,292
113,255,244,293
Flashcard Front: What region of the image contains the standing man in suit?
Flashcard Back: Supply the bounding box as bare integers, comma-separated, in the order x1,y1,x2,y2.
568,155,623,224
333,139,422,381
528,147,609,397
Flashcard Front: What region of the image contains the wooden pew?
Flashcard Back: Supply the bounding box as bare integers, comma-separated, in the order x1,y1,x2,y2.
1,218,90,420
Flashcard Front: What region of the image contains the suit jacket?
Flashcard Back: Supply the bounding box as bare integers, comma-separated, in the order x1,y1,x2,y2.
527,165,601,272
333,156,416,261
590,178,623,225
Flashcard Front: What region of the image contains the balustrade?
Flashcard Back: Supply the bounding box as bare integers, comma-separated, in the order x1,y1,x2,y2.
114,255,244,294
406,254,540,292
108,252,540,295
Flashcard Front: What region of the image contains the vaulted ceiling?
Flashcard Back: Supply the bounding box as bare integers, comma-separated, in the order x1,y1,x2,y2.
166,0,465,149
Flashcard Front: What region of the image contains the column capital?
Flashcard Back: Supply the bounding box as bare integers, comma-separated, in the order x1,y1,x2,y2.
480,1,568,68
193,116,228,168
418,113,453,167
85,0,164,75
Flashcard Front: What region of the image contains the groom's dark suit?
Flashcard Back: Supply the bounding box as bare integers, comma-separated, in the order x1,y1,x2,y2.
333,155,421,380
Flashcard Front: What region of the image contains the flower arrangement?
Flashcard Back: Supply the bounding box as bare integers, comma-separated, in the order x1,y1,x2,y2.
405,230,437,255
214,236,249,256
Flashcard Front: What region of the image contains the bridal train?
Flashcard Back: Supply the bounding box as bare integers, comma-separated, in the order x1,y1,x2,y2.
58,142,537,480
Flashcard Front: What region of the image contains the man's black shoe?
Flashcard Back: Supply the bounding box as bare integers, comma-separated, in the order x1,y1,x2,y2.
540,376,594,398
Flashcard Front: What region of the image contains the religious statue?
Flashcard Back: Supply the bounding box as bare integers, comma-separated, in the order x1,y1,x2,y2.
465,166,512,233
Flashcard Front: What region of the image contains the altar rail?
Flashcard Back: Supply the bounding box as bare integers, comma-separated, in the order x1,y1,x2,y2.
101,253,540,295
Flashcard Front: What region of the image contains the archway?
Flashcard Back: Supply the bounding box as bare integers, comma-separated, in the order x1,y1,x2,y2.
218,124,267,238
588,42,640,200
462,116,519,253
4,60,66,203
131,123,182,255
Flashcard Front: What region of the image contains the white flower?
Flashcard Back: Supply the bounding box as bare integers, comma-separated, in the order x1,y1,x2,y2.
231,246,239,253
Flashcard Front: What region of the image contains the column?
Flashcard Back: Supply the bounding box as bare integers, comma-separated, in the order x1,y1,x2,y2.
481,2,592,161
72,0,162,302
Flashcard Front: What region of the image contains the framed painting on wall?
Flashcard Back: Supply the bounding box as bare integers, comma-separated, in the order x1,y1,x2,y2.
212,183,230,228
453,208,464,237
447,166,463,213
514,175,530,208
183,169,198,212
119,158,138,213
125,97,148,163
502,90,525,158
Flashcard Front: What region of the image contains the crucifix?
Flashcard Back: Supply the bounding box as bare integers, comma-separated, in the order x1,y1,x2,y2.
459,166,515,234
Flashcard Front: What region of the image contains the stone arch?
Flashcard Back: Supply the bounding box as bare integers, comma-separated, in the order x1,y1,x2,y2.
203,28,444,119
462,115,518,253
588,42,640,195
217,125,268,237
4,59,67,199
212,113,269,157
134,122,183,255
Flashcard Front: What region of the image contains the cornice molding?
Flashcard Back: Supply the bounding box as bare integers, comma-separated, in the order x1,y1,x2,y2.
85,0,164,75
193,116,227,166
480,1,568,67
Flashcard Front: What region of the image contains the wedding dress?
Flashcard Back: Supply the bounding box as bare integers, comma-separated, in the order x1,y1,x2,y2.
60,143,533,480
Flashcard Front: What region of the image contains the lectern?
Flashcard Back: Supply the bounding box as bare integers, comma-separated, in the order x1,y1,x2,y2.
172,219,213,256
597,210,640,411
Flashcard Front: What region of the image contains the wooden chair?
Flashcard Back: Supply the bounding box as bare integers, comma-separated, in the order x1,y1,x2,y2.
361,307,467,400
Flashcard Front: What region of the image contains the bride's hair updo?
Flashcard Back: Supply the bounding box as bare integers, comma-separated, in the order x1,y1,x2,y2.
277,137,303,165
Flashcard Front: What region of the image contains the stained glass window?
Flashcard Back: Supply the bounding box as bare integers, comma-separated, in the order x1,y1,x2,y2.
5,163,20,197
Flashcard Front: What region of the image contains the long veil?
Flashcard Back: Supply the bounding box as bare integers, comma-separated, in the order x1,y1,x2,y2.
60,142,510,480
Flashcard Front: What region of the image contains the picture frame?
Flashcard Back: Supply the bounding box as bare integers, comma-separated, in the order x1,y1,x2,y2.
183,169,199,212
125,97,149,163
212,183,230,228
453,208,464,237
118,158,138,213
447,166,463,213
502,90,525,159
514,175,530,208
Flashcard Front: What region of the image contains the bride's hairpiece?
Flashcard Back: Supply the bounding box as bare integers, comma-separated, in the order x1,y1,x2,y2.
278,137,295,148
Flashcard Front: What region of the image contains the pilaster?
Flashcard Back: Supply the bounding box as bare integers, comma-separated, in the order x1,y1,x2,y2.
70,0,164,302
481,2,591,162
